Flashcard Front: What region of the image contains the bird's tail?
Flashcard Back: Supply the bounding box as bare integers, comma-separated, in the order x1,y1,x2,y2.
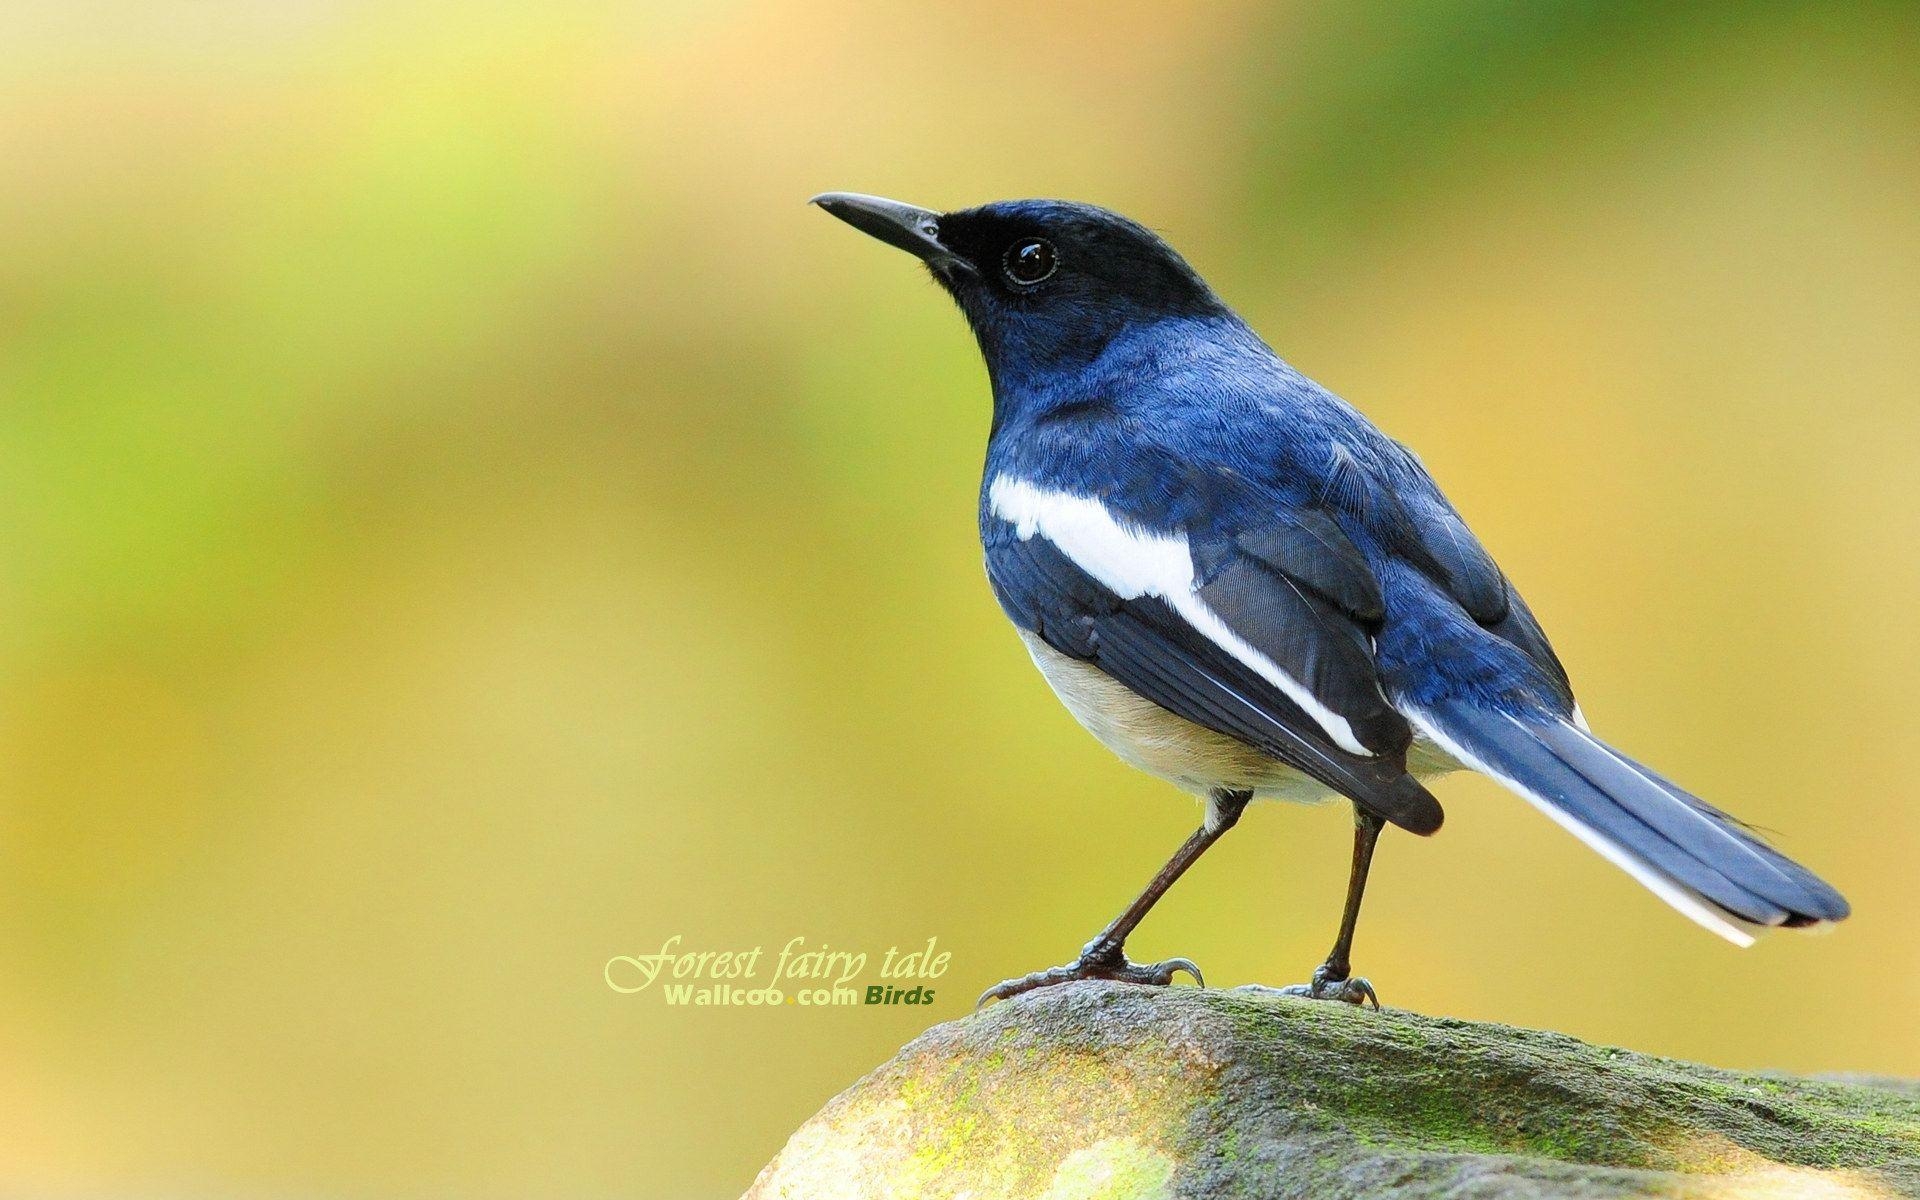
1408,699,1849,945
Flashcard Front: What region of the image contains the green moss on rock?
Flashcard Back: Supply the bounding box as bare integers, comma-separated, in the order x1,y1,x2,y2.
744,984,1920,1199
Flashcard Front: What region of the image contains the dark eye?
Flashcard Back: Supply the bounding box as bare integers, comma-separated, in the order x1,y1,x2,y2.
1002,238,1057,285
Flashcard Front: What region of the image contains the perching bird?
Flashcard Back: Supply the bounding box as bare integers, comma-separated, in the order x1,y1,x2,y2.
811,192,1850,1007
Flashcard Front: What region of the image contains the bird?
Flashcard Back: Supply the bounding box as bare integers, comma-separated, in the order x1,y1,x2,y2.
810,191,1850,1008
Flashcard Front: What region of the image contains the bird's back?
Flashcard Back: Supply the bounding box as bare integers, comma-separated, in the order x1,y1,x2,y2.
984,317,1575,724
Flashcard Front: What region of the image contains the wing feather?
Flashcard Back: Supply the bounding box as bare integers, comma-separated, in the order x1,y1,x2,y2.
985,513,1442,835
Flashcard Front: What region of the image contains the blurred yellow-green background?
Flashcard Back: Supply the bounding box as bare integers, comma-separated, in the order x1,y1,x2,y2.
2,1,1916,1195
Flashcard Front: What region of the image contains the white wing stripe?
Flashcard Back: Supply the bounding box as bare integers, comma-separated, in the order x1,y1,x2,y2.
988,474,1370,756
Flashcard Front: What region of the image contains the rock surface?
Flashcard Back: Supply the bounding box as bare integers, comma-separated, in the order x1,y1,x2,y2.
744,983,1920,1199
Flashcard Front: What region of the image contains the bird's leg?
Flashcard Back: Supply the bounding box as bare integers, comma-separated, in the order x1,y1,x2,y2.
978,789,1249,1006
1275,806,1385,1007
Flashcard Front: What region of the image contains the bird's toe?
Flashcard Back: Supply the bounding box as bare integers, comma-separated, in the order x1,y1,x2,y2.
1254,965,1382,1009
976,947,1204,1006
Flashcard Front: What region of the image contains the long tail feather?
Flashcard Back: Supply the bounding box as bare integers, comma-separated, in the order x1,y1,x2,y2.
1409,699,1849,945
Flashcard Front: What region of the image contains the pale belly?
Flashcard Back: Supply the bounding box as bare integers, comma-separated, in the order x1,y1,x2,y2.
1019,630,1460,802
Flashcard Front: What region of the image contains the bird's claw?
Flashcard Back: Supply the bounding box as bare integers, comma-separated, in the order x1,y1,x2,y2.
1274,963,1379,1009
976,942,1203,1006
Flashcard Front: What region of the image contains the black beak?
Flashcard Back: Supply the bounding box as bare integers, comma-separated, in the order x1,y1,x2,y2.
810,192,959,266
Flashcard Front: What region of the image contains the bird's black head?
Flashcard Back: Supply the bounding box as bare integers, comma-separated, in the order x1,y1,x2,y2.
811,193,1230,391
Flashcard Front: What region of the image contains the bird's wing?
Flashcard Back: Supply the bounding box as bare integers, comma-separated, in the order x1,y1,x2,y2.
983,472,1443,835
1383,478,1575,710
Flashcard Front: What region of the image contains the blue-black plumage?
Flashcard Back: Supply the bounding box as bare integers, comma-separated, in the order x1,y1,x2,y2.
812,191,1849,1004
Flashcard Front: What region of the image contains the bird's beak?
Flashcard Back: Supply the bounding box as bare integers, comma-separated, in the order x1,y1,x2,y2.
810,192,959,266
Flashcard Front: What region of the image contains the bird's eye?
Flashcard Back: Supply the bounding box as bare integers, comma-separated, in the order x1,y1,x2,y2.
1002,238,1057,285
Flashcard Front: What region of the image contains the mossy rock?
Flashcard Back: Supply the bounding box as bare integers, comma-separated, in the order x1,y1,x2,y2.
744,982,1920,1199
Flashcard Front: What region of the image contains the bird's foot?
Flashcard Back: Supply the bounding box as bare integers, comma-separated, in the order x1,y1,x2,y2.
1237,964,1379,1009
976,938,1203,1006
